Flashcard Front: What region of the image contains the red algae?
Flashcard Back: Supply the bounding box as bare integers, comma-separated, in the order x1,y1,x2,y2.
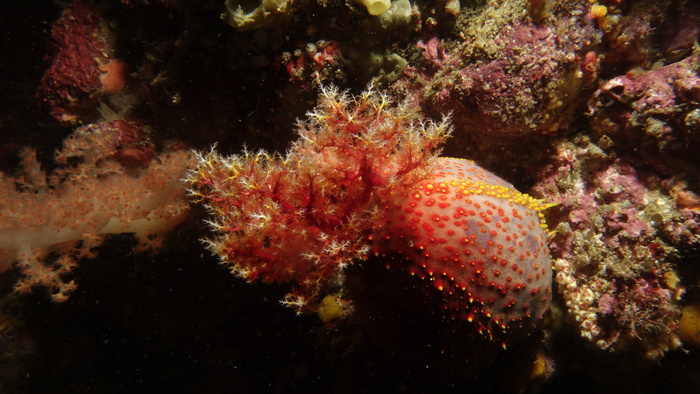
36,0,130,123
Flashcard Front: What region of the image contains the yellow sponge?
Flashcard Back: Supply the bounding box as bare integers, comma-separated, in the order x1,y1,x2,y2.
357,0,391,16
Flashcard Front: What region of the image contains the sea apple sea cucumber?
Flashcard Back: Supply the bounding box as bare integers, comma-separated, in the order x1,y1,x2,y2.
348,157,552,371
186,85,552,372
373,157,552,337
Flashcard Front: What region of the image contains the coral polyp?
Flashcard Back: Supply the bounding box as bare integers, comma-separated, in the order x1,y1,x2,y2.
186,86,451,311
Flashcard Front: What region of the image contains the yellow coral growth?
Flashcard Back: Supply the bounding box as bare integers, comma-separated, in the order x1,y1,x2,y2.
679,303,700,347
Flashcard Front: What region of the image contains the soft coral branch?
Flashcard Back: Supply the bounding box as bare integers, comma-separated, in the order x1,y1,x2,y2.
0,121,194,301
187,85,452,312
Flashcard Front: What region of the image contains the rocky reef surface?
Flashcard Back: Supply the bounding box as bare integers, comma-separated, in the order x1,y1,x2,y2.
0,0,699,393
